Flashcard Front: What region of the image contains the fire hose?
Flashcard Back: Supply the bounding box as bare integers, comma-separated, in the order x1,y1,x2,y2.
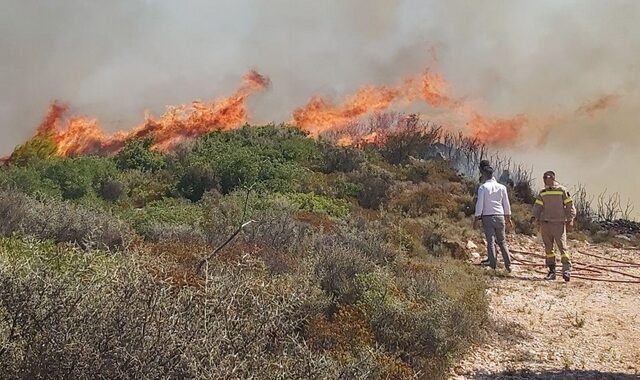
494,248,640,284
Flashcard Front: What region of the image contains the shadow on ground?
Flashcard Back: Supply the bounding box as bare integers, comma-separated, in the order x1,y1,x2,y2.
472,369,639,379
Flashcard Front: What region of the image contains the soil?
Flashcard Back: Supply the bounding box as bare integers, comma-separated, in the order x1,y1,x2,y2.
451,235,640,380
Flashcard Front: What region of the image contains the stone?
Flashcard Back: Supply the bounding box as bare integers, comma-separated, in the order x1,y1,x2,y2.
615,234,632,242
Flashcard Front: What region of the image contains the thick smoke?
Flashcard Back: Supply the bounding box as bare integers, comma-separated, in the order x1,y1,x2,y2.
1,0,639,214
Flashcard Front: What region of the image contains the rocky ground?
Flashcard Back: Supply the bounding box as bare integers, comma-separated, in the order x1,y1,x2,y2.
451,235,640,380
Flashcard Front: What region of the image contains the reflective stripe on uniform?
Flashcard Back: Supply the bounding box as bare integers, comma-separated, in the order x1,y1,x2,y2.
545,252,556,258
564,198,573,204
541,191,564,196
535,199,544,205
561,252,571,259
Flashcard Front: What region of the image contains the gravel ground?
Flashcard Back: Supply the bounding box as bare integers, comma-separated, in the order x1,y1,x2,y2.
451,236,640,380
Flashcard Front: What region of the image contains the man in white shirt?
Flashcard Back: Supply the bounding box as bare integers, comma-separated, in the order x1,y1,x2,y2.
473,161,513,271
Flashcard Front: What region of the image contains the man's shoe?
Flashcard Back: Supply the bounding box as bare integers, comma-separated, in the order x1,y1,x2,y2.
562,271,570,282
480,258,491,266
505,265,512,273
544,270,556,281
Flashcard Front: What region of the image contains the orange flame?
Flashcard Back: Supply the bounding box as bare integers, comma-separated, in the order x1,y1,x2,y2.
292,70,456,137
37,101,69,135
35,71,270,156
466,113,528,145
20,64,624,157
292,67,622,147
292,86,402,136
291,67,535,145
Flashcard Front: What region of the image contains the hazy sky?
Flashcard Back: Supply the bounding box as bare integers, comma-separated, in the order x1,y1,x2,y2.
1,0,639,213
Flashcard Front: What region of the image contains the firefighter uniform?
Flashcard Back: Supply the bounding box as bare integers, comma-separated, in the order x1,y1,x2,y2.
532,185,577,275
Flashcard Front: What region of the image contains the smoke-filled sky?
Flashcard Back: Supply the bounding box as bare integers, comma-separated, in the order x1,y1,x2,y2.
1,0,639,214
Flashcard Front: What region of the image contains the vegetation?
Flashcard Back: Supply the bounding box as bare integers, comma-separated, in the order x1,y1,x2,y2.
0,119,558,379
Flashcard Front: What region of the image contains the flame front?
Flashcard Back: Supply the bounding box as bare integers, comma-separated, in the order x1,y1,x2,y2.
292,70,457,137
22,65,622,158
291,68,539,145
37,70,270,156
291,67,621,147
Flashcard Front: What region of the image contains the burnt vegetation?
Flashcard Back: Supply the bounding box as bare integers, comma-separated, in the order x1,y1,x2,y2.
0,113,635,379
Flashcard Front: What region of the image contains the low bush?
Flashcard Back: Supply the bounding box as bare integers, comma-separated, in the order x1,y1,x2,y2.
317,142,364,173
8,134,57,166
120,169,173,207
99,178,125,202
348,165,394,210
176,164,217,201
285,192,350,218
513,180,535,204
420,214,475,259
511,203,536,235
115,137,165,172
369,257,487,379
389,182,471,218
0,190,129,250
0,239,336,379
119,197,205,240
0,191,28,235
378,117,442,165
314,242,376,305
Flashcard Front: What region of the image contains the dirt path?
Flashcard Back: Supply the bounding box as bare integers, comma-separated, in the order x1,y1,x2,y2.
451,236,640,379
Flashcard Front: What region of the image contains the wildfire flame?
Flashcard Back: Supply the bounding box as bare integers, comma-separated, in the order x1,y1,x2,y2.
293,68,621,147
466,113,528,145
19,65,622,158
34,70,270,156
292,70,457,137
291,68,546,146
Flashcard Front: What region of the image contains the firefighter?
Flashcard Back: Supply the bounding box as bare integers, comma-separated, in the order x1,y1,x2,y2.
532,171,577,281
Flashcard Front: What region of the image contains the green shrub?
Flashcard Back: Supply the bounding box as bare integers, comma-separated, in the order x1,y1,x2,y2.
9,134,57,166
115,137,165,172
120,169,172,207
338,180,364,198
317,142,363,173
349,165,394,210
0,165,62,198
315,243,375,305
176,164,217,201
120,197,204,239
285,192,349,218
185,128,311,194
0,155,120,201
99,179,125,202
43,159,92,199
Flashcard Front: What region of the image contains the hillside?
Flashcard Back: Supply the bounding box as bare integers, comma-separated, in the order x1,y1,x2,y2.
0,121,638,379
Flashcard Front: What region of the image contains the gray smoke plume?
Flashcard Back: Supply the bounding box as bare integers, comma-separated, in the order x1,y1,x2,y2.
1,0,639,215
